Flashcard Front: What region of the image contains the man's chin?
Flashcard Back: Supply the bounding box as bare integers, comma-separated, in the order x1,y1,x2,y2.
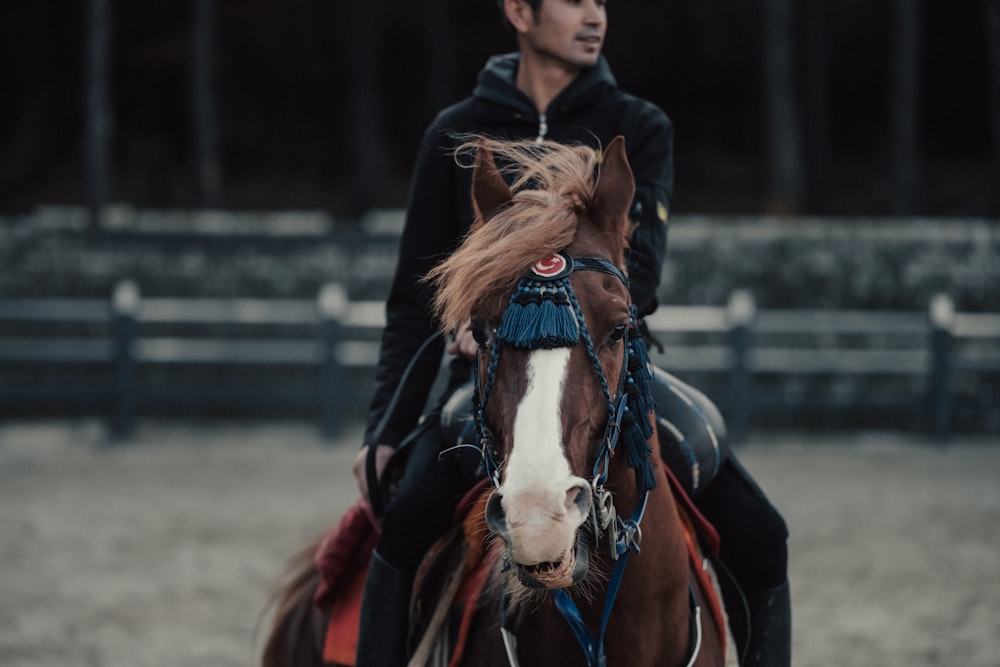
567,52,601,70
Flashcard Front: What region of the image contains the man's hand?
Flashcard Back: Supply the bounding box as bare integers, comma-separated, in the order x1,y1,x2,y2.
356,323,474,507
447,321,478,359
352,444,395,506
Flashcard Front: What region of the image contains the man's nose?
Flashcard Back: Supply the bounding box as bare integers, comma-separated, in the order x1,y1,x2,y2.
583,0,604,24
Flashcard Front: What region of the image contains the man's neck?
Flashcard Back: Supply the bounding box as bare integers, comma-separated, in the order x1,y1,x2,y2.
515,52,582,116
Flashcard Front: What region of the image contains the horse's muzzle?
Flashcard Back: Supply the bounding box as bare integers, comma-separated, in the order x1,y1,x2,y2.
513,539,591,589
485,481,593,589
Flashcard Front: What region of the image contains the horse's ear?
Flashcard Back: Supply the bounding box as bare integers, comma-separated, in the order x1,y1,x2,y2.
593,136,635,234
472,141,512,223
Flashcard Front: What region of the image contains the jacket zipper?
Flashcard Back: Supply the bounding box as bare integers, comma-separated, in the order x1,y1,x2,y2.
535,114,548,143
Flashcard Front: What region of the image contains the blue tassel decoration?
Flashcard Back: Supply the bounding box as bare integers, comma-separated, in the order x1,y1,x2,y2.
497,282,539,345
497,278,579,349
623,409,656,493
622,312,657,493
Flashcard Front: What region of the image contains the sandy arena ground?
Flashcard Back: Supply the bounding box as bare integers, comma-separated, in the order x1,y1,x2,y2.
0,419,997,667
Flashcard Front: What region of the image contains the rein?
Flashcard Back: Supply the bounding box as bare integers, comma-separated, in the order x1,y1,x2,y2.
472,252,661,667
366,330,444,519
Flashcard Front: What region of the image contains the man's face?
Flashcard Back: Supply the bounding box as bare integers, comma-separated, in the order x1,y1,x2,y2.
520,0,607,71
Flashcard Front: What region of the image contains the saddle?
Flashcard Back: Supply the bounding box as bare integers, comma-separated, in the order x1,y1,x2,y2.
310,486,487,665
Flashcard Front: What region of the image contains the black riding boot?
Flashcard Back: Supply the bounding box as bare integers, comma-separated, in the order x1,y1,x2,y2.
355,550,413,667
743,580,791,667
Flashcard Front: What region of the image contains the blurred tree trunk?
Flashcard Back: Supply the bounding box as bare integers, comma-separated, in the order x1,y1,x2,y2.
889,0,922,215
192,0,223,208
987,0,1000,216
761,0,804,214
803,2,831,213
349,0,390,214
85,0,112,232
425,0,454,115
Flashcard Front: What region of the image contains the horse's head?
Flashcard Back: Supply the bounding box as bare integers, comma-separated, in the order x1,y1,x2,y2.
430,136,654,592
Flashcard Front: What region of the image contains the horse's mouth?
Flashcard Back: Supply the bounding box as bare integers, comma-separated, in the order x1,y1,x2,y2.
514,541,589,589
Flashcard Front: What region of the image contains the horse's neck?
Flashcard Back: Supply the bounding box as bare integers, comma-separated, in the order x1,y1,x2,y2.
599,446,694,665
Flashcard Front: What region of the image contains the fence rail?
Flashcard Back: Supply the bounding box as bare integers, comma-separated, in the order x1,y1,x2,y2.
1,282,997,440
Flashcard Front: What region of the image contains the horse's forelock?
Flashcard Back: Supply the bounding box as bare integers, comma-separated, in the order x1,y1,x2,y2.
428,139,602,333
431,198,579,331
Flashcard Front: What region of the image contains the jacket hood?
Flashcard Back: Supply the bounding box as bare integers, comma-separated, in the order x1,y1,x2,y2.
472,52,618,118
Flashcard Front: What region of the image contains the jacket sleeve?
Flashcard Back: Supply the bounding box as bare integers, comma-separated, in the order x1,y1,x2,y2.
363,124,462,447
624,104,674,317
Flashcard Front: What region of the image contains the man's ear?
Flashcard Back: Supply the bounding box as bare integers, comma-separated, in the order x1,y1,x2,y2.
472,139,512,223
504,0,534,34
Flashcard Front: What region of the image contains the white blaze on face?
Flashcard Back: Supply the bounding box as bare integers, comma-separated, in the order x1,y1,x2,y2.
497,346,592,568
505,347,573,493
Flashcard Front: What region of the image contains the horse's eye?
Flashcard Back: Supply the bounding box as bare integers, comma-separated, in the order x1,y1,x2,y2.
609,324,627,345
471,321,492,349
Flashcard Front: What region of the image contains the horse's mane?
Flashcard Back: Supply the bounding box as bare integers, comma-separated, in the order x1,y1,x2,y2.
427,137,603,333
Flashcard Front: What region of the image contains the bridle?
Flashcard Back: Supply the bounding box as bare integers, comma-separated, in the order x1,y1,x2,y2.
473,252,656,495
471,251,661,667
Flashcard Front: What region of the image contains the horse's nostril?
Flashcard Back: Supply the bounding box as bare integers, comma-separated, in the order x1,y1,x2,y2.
566,480,593,516
485,490,507,534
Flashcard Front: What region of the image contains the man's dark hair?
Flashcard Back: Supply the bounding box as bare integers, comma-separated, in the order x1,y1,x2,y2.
496,0,543,33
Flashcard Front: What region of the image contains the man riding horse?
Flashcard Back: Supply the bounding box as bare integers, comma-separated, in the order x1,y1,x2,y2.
353,2,791,665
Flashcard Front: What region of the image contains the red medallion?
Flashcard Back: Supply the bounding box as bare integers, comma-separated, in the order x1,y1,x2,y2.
531,254,567,278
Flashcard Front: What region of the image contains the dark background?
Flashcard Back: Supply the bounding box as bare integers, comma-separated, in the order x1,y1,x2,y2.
1,0,998,219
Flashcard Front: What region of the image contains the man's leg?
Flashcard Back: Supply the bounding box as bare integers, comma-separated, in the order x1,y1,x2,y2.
355,422,470,667
652,369,790,666
696,454,791,667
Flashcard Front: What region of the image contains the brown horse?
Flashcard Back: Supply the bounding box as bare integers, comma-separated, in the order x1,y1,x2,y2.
262,136,730,666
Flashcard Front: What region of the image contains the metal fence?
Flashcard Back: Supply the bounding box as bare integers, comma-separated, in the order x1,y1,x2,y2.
2,281,997,440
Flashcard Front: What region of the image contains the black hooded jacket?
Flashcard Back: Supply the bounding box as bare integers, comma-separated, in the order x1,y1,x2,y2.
364,53,674,447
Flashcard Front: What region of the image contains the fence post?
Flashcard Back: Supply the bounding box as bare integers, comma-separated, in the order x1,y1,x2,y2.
726,289,756,444
111,280,140,440
318,282,349,439
928,293,956,441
